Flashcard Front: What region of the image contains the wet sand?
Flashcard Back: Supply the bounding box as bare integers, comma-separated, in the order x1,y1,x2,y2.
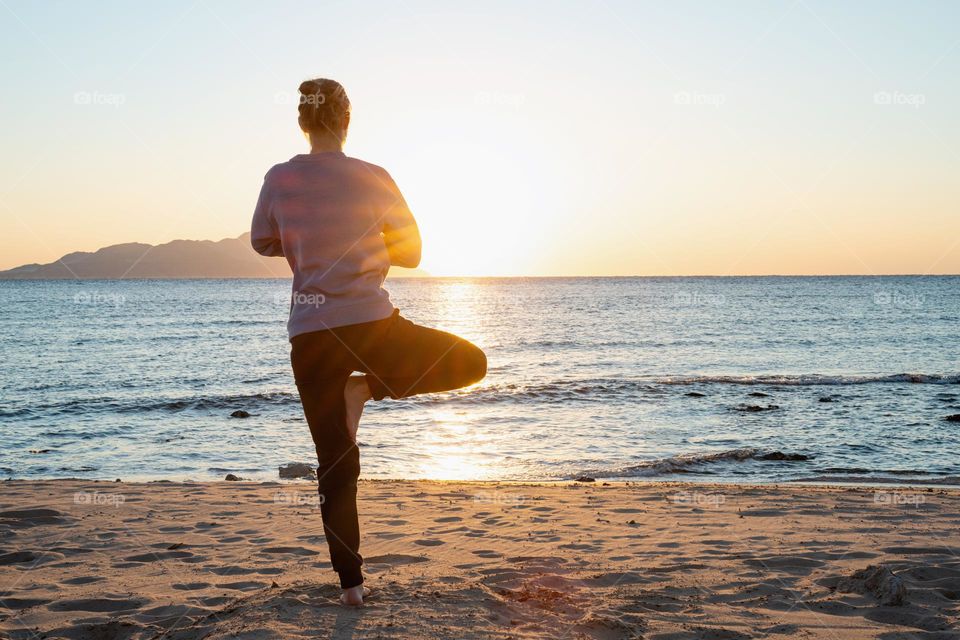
1,479,958,639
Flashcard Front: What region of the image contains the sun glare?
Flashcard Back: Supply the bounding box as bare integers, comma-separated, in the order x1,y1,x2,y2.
396,133,556,277
417,410,493,481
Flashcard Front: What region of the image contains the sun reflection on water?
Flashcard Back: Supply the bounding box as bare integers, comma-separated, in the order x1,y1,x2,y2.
416,410,496,481
433,280,489,352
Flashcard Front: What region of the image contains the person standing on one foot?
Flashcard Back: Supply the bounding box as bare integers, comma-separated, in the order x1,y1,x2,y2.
251,78,487,607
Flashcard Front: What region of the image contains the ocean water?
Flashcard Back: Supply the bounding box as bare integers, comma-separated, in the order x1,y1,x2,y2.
2,276,959,486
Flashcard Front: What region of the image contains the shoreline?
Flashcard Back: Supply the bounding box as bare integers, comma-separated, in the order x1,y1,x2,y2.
2,479,958,638
7,476,960,490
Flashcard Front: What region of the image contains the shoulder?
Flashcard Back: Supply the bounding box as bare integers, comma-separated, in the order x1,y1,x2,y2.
343,156,401,193
260,162,288,183
259,160,305,191
344,156,392,179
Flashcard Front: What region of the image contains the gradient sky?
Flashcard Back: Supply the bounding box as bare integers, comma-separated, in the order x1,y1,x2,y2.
1,0,958,275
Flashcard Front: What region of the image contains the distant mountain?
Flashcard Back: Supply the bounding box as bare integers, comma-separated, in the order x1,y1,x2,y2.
0,233,430,279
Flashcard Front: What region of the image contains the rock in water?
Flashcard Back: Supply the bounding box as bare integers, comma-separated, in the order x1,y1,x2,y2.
224,474,241,481
758,451,810,461
733,404,780,412
574,476,596,483
279,463,316,480
944,414,960,423
230,410,251,419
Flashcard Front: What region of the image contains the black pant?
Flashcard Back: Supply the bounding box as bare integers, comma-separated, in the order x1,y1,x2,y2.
289,309,487,588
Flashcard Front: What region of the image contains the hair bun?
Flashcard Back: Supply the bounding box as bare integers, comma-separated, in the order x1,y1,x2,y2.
297,78,350,139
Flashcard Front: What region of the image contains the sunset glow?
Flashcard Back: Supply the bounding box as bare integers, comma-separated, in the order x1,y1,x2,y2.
2,1,959,276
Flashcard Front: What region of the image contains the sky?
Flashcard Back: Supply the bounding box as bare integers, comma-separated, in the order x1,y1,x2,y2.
1,0,958,276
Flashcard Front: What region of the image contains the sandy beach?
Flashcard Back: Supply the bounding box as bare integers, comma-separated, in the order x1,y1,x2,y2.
0,479,958,639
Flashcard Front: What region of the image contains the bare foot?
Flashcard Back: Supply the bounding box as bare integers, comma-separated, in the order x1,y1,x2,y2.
343,376,372,442
340,585,370,606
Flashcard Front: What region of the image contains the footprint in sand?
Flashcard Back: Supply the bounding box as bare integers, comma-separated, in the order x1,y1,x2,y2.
217,580,268,591
0,551,39,565
123,550,194,563
61,575,105,585
882,545,955,556
208,566,258,576
172,582,211,591
157,525,191,534
413,538,445,547
0,597,51,610
48,596,147,613
0,551,63,566
0,508,69,527
371,531,405,540
260,546,318,556
744,555,824,572
135,603,209,626
296,534,326,543
365,553,428,565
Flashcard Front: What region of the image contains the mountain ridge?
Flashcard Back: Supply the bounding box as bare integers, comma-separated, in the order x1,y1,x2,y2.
0,233,429,279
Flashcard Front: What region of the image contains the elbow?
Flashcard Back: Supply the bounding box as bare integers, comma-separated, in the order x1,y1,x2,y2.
393,246,421,269
252,237,283,257
386,236,421,268
402,248,422,269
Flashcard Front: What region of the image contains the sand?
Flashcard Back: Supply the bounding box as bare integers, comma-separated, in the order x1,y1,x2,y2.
0,479,958,639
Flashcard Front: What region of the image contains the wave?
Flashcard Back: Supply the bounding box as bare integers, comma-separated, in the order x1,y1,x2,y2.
4,371,957,420
791,475,960,487
579,448,812,479
0,391,298,418
410,373,959,407
653,373,960,386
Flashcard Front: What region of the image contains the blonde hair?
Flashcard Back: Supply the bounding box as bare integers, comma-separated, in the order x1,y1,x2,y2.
297,78,351,140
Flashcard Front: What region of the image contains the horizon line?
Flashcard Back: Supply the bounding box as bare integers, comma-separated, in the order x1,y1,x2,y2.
2,273,959,282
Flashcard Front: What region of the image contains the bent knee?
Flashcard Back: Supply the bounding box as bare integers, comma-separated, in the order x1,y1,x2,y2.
459,341,487,385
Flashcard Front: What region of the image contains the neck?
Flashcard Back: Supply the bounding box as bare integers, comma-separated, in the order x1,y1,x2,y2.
309,133,344,154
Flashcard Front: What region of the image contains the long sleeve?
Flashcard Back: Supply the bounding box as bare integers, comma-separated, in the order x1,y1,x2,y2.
379,171,421,268
251,173,284,257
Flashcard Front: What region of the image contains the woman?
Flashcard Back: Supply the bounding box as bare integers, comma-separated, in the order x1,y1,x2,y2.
251,78,487,606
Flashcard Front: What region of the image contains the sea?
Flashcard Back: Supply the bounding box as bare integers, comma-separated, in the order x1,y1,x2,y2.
2,276,959,486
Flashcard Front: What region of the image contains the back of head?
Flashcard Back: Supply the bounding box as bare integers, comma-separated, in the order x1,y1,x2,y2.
298,78,351,141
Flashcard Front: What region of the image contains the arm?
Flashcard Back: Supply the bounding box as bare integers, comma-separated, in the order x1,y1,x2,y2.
250,172,284,257
381,173,421,269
